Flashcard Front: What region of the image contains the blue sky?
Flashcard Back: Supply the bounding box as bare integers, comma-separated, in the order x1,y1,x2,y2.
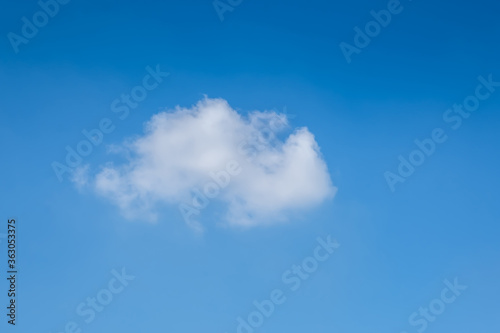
1,0,500,332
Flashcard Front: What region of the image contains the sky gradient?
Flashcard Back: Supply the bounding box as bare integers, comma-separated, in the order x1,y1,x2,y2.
1,0,500,332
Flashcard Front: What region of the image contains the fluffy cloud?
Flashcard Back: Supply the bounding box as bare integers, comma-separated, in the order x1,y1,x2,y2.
88,97,335,229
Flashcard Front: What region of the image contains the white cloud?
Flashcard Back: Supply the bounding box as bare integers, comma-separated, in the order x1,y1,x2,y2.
87,97,335,229
71,164,90,189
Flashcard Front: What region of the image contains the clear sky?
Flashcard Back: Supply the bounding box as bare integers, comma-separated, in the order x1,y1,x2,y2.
1,0,500,332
